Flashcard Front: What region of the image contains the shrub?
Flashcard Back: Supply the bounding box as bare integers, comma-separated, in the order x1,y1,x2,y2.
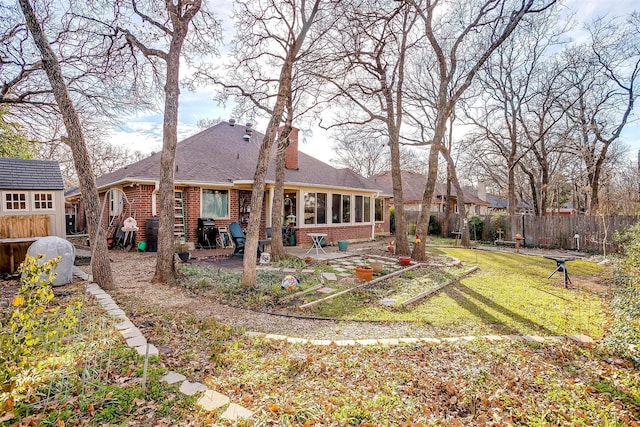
609,223,640,366
0,254,82,389
468,216,484,241
428,214,441,236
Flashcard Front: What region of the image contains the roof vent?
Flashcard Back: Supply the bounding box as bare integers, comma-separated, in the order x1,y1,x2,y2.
229,118,236,126
243,134,251,141
245,123,253,132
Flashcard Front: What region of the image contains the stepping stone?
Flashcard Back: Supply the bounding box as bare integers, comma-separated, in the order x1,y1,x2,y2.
567,334,594,344
282,268,297,273
121,327,143,339
333,267,346,273
220,403,253,421
115,320,135,330
135,344,159,357
126,335,147,347
197,389,229,410
338,273,350,278
107,309,127,319
160,372,186,385
322,272,337,281
301,269,315,273
380,298,396,306
179,381,207,396
316,287,335,294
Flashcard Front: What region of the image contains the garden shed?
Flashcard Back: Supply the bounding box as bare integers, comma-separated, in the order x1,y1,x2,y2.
0,158,66,273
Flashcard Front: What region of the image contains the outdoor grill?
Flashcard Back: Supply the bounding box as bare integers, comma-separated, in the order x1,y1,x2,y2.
197,217,217,249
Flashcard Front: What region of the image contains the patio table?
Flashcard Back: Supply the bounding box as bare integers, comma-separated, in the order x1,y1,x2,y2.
306,233,327,255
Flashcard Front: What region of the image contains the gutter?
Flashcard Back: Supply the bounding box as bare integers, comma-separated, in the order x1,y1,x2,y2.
151,181,159,217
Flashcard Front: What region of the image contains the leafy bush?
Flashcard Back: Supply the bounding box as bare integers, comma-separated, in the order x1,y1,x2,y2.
609,223,640,366
428,214,441,236
0,254,82,389
468,216,484,241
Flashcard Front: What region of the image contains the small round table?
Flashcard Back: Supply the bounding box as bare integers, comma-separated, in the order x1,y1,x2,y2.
306,233,327,255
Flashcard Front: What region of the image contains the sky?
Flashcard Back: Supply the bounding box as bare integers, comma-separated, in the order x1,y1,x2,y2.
108,0,640,165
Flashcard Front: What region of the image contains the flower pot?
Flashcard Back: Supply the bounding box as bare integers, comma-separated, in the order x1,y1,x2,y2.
337,240,349,252
398,256,411,266
370,261,383,273
355,265,373,281
177,252,190,262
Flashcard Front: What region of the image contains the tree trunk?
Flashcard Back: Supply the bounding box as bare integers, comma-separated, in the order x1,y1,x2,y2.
18,0,114,289
412,144,440,261
153,33,187,285
388,131,409,255
269,124,292,260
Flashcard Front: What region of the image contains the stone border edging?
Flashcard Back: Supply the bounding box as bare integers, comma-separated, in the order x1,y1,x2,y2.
246,330,595,346
72,267,252,421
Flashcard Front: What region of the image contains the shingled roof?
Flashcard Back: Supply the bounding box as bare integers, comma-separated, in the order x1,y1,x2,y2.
0,158,64,190
95,121,383,192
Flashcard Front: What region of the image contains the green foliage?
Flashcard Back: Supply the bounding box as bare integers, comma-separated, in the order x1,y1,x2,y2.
428,214,441,236
487,214,508,241
468,215,484,241
0,255,81,388
0,107,34,159
608,223,640,366
408,222,417,236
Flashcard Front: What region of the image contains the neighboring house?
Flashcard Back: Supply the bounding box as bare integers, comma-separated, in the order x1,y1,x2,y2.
476,183,532,215
371,171,489,216
0,158,65,273
66,121,391,247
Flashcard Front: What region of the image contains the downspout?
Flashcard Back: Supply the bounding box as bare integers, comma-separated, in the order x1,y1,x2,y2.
371,192,379,241
267,186,274,228
152,181,159,217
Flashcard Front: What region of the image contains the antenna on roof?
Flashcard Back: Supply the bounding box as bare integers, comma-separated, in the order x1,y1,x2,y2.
229,118,236,126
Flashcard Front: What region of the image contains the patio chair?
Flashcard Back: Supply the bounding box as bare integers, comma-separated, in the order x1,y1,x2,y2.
258,227,272,253
228,222,246,256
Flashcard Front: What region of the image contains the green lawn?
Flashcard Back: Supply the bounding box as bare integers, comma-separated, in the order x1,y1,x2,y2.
308,248,608,338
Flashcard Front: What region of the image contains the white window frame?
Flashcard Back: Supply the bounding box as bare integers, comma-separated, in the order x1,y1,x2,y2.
201,188,230,219
3,191,28,212
32,192,55,211
304,191,327,225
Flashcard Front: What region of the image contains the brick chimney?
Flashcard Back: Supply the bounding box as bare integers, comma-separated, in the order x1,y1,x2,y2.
284,127,299,170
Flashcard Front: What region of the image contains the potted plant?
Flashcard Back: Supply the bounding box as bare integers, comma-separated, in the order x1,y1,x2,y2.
354,265,373,281
175,241,190,262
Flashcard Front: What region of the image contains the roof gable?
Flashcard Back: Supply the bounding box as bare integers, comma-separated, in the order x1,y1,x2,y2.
0,158,64,190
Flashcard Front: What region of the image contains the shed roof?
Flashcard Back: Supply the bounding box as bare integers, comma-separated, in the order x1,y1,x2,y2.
94,122,384,193
0,158,64,190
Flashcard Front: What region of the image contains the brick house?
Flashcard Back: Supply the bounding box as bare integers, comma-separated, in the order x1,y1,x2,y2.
66,121,391,248
371,170,489,216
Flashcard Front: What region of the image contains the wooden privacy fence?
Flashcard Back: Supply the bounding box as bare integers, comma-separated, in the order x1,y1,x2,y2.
0,215,50,273
413,213,639,254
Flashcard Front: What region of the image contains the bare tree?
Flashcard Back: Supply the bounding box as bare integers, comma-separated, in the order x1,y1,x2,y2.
404,0,557,257
561,14,639,214
112,0,221,284
17,0,114,288
197,0,325,285
320,0,420,255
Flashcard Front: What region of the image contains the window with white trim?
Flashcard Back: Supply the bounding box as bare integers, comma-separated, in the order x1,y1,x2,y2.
304,192,327,225
202,189,229,218
3,192,27,211
331,194,352,223
33,192,54,210
354,195,371,223
374,198,384,222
